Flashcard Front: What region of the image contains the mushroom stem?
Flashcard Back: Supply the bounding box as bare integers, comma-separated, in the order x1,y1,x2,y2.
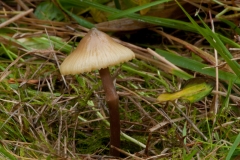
99,68,120,157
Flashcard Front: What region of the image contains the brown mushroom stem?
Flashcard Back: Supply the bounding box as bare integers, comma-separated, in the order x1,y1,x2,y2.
99,68,120,157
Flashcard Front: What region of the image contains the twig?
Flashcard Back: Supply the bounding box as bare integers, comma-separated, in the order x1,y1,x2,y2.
149,113,207,132
57,107,63,155
0,8,34,28
214,117,240,130
111,145,145,160
147,48,184,71
151,28,218,67
209,10,219,124
146,153,171,160
173,102,208,141
44,28,69,89
128,97,157,125
212,90,240,102
0,1,15,11
15,0,35,18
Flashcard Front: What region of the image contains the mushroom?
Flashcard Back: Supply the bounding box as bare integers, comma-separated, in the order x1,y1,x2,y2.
60,28,135,156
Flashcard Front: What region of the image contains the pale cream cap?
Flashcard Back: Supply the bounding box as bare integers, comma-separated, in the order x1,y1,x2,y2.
60,28,135,75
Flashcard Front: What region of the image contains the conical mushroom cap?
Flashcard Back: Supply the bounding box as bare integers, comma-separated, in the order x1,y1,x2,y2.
60,28,135,75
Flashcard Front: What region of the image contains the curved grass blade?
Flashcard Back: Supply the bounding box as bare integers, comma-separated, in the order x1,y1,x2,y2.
226,133,240,160
220,19,240,35
155,49,240,84
56,0,95,29
176,0,240,78
58,0,240,49
57,0,196,32
0,144,17,160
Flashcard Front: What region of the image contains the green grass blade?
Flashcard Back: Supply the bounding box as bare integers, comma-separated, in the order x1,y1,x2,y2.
171,69,193,80
121,64,170,90
198,18,240,76
64,9,95,29
1,44,13,61
0,144,17,160
155,49,240,84
58,0,196,32
56,0,95,28
58,0,240,49
0,34,30,50
220,19,240,35
184,149,198,160
226,133,240,160
176,1,240,77
221,79,232,113
35,1,65,21
219,34,240,48
108,0,171,20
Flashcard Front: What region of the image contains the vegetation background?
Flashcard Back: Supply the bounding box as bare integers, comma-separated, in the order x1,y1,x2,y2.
0,0,240,159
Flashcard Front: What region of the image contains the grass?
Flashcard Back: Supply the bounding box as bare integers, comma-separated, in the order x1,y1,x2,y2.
0,0,240,159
